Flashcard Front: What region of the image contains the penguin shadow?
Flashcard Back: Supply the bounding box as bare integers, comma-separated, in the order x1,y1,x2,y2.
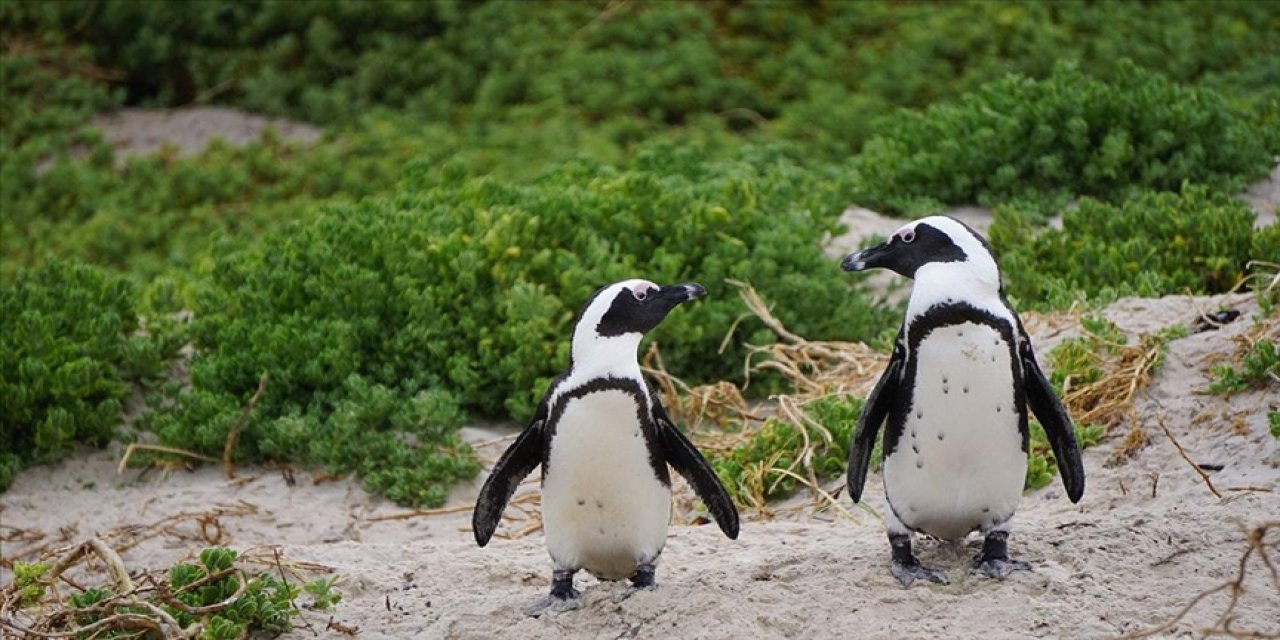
904,536,1049,592
747,553,817,593
522,577,654,618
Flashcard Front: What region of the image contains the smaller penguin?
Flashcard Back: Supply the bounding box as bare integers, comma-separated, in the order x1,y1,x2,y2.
840,216,1084,586
473,279,738,615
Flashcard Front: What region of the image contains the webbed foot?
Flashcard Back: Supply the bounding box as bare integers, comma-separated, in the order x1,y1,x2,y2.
891,558,950,586
630,562,656,590
889,533,949,586
524,569,581,617
522,593,582,617
971,556,1032,579
970,530,1032,580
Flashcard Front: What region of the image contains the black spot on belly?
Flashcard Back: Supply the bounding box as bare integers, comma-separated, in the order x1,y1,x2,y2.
916,460,924,469
962,385,969,394
577,498,585,506
982,507,990,513
599,528,606,535
912,444,919,454
596,500,604,509
937,432,945,441
943,385,949,394
996,405,1002,413
942,376,949,384
915,410,923,419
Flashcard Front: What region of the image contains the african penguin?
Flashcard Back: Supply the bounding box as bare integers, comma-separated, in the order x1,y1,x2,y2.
473,279,739,614
841,216,1084,586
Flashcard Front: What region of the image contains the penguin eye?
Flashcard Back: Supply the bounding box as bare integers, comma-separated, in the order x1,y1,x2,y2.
900,229,916,244
632,288,649,302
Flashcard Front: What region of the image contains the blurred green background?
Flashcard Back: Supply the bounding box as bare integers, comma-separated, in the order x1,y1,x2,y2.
2,0,1277,502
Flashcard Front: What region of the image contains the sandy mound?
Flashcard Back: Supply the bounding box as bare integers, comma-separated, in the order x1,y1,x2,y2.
91,107,323,163
3,292,1276,638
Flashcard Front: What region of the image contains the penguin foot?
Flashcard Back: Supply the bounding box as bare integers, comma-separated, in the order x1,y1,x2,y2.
970,530,1031,579
970,556,1032,580
522,593,582,617
630,563,657,590
890,559,949,586
889,533,949,587
523,569,581,617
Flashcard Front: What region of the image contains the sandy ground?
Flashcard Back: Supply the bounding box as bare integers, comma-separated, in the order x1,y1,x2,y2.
90,107,323,163
3,291,1276,639
2,111,1278,637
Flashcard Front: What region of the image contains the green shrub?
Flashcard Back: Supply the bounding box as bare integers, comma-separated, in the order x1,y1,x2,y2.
855,62,1275,215
12,562,49,607
39,547,318,638
0,259,178,490
1210,340,1279,395
0,35,121,266
992,185,1266,308
166,548,300,635
710,395,864,507
141,144,892,506
14,1,1278,157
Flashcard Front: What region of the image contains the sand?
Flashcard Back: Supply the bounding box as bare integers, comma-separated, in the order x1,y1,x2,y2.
90,107,324,164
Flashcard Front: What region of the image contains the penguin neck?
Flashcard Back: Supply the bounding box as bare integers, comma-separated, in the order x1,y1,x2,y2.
569,332,645,382
907,262,1008,323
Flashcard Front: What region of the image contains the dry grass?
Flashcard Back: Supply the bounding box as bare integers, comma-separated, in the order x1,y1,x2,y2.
0,537,332,639
728,279,887,399
643,343,756,429
1058,331,1166,430
1,502,261,571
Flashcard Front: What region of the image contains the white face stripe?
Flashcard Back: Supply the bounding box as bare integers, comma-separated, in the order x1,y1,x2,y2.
896,216,998,274
900,216,1010,325
557,279,658,406
629,281,658,301
570,279,657,350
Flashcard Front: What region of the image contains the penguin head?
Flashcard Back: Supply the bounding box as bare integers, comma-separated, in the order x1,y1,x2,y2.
570,279,706,367
840,216,1000,284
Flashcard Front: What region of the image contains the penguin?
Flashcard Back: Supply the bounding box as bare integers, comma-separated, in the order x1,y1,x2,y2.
473,279,739,614
840,216,1084,586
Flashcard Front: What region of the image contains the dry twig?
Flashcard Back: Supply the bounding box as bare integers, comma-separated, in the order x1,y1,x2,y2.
729,279,887,398
0,535,333,640
224,372,270,479
1121,521,1280,638
116,443,220,474
1154,410,1223,500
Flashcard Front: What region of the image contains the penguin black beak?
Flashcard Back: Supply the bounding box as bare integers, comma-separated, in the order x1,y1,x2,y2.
661,282,707,304
841,242,891,272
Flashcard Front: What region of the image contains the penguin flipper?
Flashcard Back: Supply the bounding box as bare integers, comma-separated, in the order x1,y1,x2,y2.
848,338,904,504
652,400,740,540
1020,336,1085,503
472,416,545,547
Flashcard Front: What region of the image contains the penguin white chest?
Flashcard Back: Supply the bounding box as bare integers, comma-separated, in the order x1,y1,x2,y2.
885,321,1027,540
542,389,671,579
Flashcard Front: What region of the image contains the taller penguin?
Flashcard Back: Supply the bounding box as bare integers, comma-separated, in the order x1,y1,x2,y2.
473,279,738,614
841,216,1084,586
